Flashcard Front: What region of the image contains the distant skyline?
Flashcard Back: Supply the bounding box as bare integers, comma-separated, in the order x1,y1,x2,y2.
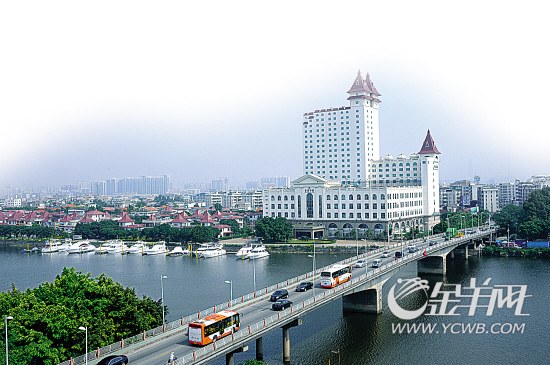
1,1,549,188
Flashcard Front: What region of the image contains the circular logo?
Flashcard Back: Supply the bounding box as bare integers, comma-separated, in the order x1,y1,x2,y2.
388,277,430,320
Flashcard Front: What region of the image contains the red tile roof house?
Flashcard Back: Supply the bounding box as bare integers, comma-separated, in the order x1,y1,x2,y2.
170,213,191,228
213,224,232,237
85,210,110,222
117,212,135,228
57,213,81,232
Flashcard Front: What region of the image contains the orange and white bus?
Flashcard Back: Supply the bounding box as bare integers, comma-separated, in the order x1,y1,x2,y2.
188,310,240,346
320,264,352,288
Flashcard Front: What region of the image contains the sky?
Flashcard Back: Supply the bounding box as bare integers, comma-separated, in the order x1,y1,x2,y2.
1,0,549,189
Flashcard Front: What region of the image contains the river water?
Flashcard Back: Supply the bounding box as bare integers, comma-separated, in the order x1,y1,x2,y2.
0,246,548,365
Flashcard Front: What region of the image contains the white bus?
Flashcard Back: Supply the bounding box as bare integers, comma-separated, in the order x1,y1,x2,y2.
320,264,352,288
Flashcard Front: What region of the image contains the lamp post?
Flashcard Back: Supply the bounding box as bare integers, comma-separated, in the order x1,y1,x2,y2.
308,239,316,300
160,275,168,324
331,349,341,365
78,326,88,365
224,280,233,303
5,316,13,365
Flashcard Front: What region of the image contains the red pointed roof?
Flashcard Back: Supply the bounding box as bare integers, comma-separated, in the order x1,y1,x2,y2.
418,130,441,154
171,213,190,223
118,212,135,223
79,215,95,223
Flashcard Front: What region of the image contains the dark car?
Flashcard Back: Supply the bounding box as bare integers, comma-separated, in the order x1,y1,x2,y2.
270,289,289,301
272,299,293,311
295,282,313,292
395,251,404,259
428,240,437,246
97,355,128,365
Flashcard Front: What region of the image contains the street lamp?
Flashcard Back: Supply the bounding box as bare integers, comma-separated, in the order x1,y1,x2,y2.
5,316,13,365
160,275,168,324
308,239,316,300
224,280,233,303
331,349,341,365
78,326,88,365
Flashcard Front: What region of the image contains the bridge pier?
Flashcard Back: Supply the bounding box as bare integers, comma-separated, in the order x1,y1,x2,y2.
453,244,469,259
225,345,248,365
418,255,447,275
256,337,263,361
342,282,384,314
282,319,302,364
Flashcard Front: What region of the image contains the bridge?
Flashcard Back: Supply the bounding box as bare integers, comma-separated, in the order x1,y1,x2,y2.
61,227,495,365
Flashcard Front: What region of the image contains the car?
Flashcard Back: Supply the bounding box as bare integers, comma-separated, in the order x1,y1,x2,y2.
272,299,293,311
270,289,289,301
428,240,437,246
407,244,417,253
381,251,390,258
96,355,128,365
395,251,404,259
354,259,367,268
371,259,382,268
295,281,313,292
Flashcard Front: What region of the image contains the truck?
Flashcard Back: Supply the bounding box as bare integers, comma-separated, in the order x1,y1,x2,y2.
445,228,457,241
526,241,550,248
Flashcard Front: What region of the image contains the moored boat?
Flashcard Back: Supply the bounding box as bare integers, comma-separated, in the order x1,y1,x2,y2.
142,242,168,255
246,245,269,259
66,240,96,254
199,243,226,258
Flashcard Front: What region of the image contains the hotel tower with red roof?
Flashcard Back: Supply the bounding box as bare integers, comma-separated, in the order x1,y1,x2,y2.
263,71,441,235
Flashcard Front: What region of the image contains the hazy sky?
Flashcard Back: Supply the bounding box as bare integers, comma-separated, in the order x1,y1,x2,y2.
1,1,549,189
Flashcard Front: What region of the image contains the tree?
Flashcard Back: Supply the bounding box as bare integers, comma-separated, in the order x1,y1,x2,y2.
254,217,293,242
190,226,220,243
220,219,240,235
214,203,223,212
493,205,525,234
0,268,162,365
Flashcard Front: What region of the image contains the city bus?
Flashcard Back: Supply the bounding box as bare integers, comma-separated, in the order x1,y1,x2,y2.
320,264,352,288
188,310,240,346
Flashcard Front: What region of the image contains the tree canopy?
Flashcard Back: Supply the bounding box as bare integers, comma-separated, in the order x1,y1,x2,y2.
0,268,162,365
254,217,293,242
493,187,550,240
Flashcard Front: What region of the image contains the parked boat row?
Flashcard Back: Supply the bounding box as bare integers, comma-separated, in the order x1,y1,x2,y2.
31,240,268,260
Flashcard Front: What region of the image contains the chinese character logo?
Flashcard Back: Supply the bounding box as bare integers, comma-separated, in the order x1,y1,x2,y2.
388,278,430,320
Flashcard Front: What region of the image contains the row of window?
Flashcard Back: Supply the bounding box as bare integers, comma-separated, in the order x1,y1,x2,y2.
268,192,422,202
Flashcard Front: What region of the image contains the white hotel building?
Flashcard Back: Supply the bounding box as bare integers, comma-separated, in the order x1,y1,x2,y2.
263,71,441,238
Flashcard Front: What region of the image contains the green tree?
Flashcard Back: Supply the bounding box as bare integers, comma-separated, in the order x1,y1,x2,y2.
493,205,525,234
220,219,240,235
0,268,162,365
214,203,223,212
254,217,293,242
190,226,220,243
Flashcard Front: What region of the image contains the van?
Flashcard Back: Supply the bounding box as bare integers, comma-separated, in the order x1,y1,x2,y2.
395,251,404,259
371,259,382,268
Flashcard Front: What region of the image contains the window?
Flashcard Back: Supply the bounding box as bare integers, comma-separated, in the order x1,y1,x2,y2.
306,193,314,218
365,194,369,200
297,195,302,218
349,194,354,200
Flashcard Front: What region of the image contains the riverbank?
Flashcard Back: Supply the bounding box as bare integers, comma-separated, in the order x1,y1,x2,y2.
482,245,550,258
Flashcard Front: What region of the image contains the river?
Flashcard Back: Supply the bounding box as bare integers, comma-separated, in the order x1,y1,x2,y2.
0,246,548,365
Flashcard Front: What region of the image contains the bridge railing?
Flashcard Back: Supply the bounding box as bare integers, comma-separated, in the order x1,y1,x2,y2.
59,228,492,365
171,228,494,364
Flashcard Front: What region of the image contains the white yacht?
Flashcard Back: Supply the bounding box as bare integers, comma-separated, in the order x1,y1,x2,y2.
199,243,226,258
66,240,96,254
41,239,63,254
235,244,254,259
142,242,168,255
246,245,269,259
126,242,146,255
97,240,129,254
168,246,190,256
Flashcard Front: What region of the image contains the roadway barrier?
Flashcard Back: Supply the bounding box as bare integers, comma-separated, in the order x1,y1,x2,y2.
58,228,492,365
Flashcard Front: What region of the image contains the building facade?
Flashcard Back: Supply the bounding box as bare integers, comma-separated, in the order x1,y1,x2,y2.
264,71,441,237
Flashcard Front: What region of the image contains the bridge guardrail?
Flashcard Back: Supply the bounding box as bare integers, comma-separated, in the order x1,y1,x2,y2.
59,228,492,365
